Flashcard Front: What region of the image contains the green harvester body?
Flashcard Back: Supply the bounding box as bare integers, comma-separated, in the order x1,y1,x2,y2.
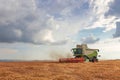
72,44,99,62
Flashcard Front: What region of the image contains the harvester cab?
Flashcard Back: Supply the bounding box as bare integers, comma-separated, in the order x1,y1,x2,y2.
72,48,83,58
59,44,99,63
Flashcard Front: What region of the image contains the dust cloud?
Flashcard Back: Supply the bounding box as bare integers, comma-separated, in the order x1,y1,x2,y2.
49,51,73,61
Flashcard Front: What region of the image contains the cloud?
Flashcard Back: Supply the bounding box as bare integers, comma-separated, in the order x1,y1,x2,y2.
89,38,120,59
0,0,119,45
0,0,92,45
113,22,120,38
0,48,18,54
106,0,120,17
0,0,39,43
81,34,100,44
0,0,69,45
85,0,118,32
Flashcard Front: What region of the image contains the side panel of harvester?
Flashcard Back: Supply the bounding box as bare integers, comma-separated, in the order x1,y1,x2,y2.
75,44,99,62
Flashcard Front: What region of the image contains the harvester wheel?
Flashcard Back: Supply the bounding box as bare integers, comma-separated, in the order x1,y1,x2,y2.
92,57,98,62
75,56,80,58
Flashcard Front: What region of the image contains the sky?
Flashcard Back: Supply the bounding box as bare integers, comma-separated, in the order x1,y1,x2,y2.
0,0,120,60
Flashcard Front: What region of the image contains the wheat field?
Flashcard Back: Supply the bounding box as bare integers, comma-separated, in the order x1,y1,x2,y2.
0,60,119,80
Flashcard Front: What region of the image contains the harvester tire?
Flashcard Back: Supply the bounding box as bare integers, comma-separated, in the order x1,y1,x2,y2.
92,57,98,62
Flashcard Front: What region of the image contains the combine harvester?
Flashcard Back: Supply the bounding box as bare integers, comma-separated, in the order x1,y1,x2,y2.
59,44,99,63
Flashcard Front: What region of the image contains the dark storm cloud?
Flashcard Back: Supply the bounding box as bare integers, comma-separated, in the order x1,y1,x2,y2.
0,0,61,45
104,0,120,38
81,34,100,44
0,12,40,43
113,22,120,38
0,0,37,43
106,0,120,17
